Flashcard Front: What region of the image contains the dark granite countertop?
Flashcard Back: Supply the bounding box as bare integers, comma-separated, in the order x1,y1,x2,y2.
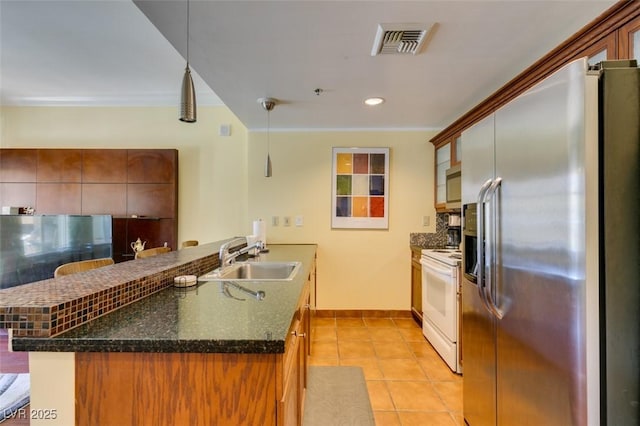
11,244,317,354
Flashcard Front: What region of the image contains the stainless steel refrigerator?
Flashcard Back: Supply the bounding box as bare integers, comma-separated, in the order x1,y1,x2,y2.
460,58,639,425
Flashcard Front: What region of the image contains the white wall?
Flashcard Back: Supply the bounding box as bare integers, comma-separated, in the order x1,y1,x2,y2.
0,106,438,310
0,106,249,245
248,130,437,309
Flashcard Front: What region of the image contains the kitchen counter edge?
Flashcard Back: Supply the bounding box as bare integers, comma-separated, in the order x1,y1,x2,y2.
11,243,317,354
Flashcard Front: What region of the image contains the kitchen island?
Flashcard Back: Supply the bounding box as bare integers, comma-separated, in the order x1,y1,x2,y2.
9,243,316,426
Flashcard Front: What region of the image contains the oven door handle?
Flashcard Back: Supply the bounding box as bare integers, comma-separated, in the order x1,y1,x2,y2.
420,258,453,276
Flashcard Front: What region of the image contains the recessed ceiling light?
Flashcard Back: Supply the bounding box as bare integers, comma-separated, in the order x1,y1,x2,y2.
364,97,385,106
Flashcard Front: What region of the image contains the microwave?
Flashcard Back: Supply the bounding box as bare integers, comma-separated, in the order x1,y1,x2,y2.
445,164,461,210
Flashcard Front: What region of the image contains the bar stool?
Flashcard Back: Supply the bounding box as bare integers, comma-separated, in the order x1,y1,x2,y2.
135,246,171,259
181,240,199,249
54,258,114,278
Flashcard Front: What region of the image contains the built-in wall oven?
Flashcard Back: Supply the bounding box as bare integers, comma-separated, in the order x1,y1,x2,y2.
421,248,462,373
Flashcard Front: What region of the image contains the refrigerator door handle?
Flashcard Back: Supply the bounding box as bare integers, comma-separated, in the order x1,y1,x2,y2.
484,177,504,320
476,178,494,312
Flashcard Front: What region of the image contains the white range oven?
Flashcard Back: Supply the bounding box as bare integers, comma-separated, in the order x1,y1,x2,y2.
420,248,462,374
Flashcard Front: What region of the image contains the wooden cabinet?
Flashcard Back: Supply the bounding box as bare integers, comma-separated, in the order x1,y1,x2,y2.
82,149,128,183
76,352,278,426
37,149,82,182
279,282,311,426
308,252,317,310
434,134,461,212
0,148,178,262
579,14,640,66
127,149,177,183
581,32,617,66
36,182,82,214
112,217,176,263
76,279,314,426
411,247,423,326
281,318,303,425
0,149,37,182
584,15,640,63
618,15,640,59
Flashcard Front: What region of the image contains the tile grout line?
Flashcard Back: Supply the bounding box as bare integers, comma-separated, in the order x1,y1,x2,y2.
311,316,462,425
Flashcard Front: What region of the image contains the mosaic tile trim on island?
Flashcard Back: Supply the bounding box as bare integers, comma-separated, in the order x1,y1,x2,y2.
10,245,318,354
0,244,227,337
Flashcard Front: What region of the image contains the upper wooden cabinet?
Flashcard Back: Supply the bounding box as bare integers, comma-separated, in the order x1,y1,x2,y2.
0,149,37,182
434,134,461,211
582,33,617,66
580,13,640,65
37,149,82,182
127,150,177,183
619,16,640,59
82,149,128,183
0,148,179,259
430,2,640,149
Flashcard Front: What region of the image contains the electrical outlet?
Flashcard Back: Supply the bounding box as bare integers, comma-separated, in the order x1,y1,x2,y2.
283,216,291,227
295,215,303,227
423,215,430,227
272,216,279,226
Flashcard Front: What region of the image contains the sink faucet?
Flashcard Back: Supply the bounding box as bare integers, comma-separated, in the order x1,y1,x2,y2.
219,237,264,268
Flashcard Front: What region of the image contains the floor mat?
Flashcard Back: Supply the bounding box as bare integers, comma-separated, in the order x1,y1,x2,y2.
0,374,30,422
303,366,374,426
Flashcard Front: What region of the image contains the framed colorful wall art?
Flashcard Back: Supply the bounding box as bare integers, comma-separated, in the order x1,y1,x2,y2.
331,147,389,229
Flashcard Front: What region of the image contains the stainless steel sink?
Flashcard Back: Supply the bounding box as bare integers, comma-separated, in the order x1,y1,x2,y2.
199,261,301,282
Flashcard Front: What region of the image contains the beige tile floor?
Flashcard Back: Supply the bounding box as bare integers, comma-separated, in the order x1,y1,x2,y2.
310,316,464,426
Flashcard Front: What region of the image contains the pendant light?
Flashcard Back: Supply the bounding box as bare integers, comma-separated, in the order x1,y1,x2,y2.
179,0,196,123
258,97,277,177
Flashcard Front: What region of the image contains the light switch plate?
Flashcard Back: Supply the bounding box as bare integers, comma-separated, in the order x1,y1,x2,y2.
283,216,291,227
272,216,279,226
295,215,303,227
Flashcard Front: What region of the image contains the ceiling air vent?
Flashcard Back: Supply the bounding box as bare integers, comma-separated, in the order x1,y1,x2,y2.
371,23,433,56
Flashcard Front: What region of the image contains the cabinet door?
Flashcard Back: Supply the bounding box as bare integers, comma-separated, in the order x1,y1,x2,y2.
280,323,301,426
618,16,640,59
82,149,127,183
36,183,81,214
127,183,176,218
581,33,616,66
300,289,311,387
0,149,36,182
454,135,462,165
37,149,82,182
435,142,451,207
127,149,177,183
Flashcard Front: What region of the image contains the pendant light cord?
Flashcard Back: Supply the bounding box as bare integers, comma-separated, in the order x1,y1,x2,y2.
267,109,271,154
179,0,196,123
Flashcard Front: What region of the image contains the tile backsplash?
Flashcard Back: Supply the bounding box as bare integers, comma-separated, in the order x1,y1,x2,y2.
410,213,455,249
